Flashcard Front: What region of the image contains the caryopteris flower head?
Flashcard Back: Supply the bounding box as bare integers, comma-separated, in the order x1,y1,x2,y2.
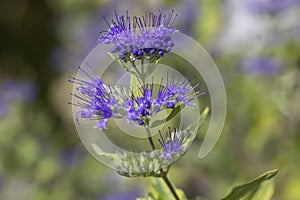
124,75,205,125
70,68,204,129
158,127,191,159
69,66,116,129
158,73,206,107
99,10,178,61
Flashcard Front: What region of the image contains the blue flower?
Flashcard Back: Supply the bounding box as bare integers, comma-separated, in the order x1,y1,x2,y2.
124,76,205,125
0,98,7,118
99,189,141,200
241,56,282,76
59,147,83,168
0,79,37,118
69,66,116,129
158,127,191,159
70,67,204,129
99,10,178,60
164,74,205,106
246,0,300,15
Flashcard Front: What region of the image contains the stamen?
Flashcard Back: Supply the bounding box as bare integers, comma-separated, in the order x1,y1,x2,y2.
114,10,121,26
103,16,111,28
171,14,178,27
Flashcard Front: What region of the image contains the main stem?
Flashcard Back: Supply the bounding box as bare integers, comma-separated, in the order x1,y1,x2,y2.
134,59,180,200
161,173,180,200
144,125,155,150
144,126,180,200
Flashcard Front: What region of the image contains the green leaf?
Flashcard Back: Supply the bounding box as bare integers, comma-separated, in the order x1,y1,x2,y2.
113,150,168,177
92,143,119,160
140,178,188,200
92,108,210,178
151,106,209,129
150,105,183,128
198,107,209,127
107,52,140,77
251,179,275,200
107,52,130,72
145,59,160,76
130,73,142,97
222,169,278,200
93,143,179,178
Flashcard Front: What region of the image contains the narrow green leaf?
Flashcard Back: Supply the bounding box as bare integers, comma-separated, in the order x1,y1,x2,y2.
130,73,142,97
251,179,275,200
222,169,278,200
147,178,188,200
176,189,188,200
150,105,183,128
151,105,209,129
146,59,160,76
92,143,119,160
107,52,130,72
199,107,209,126
92,143,103,154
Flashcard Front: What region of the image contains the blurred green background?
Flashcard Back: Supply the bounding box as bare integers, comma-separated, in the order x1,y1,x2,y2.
0,0,300,199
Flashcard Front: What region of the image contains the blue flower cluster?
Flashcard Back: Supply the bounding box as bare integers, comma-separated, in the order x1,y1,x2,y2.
70,67,204,129
241,56,282,76
70,9,207,174
246,0,300,15
99,10,177,61
124,78,204,125
158,127,191,159
0,79,37,118
69,67,116,129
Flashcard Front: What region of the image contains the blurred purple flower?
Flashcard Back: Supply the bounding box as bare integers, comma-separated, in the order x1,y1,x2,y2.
241,57,282,76
294,25,300,40
0,79,37,118
59,147,83,168
103,173,121,185
246,0,300,15
176,0,199,35
0,99,8,118
50,7,110,72
1,79,37,103
100,189,141,200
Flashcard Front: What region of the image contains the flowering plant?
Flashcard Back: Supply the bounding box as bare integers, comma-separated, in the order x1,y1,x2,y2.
70,10,278,200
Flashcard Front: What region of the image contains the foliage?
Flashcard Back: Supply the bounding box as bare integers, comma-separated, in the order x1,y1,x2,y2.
222,170,278,200
137,178,188,200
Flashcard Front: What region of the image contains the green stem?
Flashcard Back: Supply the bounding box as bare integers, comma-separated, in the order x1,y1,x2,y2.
130,60,142,76
161,173,180,200
141,57,144,76
144,125,180,200
130,59,146,88
129,57,180,199
144,125,155,150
